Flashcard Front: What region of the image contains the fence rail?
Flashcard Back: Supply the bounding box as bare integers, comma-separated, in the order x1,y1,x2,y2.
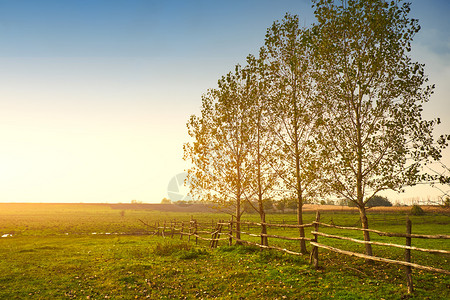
139,213,449,294
310,213,449,293
315,221,450,239
309,241,450,275
311,231,450,254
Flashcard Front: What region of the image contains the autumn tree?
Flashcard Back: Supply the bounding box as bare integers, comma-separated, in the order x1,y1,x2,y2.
243,53,282,246
264,13,323,253
184,65,255,242
312,0,447,255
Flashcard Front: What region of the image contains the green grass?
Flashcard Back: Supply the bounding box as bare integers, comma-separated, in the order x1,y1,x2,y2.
0,204,449,299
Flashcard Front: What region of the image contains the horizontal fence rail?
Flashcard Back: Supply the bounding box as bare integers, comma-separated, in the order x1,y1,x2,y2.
310,213,450,293
315,222,450,239
139,213,449,294
311,231,450,255
309,242,450,275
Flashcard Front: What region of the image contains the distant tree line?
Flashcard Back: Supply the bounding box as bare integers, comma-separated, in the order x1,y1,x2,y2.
184,0,449,254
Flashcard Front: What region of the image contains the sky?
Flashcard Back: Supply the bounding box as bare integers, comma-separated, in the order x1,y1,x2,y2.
0,0,448,204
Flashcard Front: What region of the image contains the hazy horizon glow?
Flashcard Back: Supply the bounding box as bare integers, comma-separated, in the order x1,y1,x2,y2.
0,0,449,203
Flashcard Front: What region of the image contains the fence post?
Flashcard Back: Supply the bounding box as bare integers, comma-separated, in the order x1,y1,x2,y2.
310,211,320,269
405,217,414,293
194,219,198,245
163,221,166,238
209,221,215,248
157,222,160,236
188,218,192,242
216,220,223,248
210,220,222,249
180,221,184,240
170,221,174,238
229,216,234,246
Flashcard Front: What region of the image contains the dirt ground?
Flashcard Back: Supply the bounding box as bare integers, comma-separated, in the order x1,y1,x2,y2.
302,204,450,214
108,203,449,214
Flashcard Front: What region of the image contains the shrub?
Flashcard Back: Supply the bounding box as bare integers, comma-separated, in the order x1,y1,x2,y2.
410,205,425,216
366,195,392,207
440,197,450,208
347,201,357,207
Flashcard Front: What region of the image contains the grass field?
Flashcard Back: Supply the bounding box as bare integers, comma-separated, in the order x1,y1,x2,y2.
0,203,449,299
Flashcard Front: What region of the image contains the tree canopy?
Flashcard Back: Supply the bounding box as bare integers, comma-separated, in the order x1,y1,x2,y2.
184,0,448,249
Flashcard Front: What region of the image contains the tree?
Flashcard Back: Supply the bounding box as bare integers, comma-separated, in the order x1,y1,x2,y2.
262,199,274,211
243,200,258,214
366,195,392,207
264,13,324,253
161,198,172,204
286,197,298,212
312,0,447,255
184,65,254,243
275,199,286,213
243,53,281,246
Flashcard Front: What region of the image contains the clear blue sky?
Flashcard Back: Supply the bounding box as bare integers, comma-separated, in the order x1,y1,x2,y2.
0,0,448,203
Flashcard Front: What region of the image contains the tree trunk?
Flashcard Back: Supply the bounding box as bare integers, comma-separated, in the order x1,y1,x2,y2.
259,208,268,246
292,84,307,254
256,112,268,247
297,194,307,254
235,194,241,244
294,132,307,254
355,101,372,256
358,204,373,256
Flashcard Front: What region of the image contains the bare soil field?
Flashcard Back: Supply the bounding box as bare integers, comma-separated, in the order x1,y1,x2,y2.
1,202,448,214
303,204,450,214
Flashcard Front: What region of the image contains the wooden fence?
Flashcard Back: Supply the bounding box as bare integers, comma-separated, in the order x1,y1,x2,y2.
309,212,450,293
139,213,450,294
138,218,230,247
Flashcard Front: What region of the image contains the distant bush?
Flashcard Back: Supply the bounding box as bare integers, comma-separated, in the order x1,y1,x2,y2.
174,200,193,207
366,195,392,207
347,201,357,207
410,205,425,216
161,197,172,204
275,200,286,213
343,195,392,207
440,197,450,208
263,199,274,211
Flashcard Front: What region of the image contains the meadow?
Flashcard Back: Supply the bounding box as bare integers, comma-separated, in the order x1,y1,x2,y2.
0,203,449,299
